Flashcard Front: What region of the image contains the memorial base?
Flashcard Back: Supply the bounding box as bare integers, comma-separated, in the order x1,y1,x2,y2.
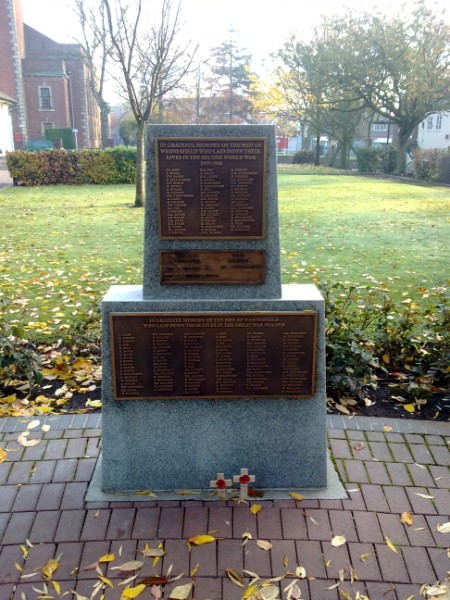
101,284,327,492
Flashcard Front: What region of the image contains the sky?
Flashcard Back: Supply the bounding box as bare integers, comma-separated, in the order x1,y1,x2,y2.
21,0,449,83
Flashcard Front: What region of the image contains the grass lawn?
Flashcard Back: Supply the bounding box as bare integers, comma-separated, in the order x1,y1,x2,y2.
0,173,449,342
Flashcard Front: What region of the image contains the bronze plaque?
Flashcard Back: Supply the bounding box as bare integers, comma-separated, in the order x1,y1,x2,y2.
160,250,265,285
156,138,266,239
110,312,317,400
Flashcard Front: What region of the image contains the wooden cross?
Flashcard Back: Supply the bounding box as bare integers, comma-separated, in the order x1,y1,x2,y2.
210,472,232,500
233,468,255,500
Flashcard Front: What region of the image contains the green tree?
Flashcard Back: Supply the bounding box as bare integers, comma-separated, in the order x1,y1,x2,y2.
208,33,254,123
118,113,138,146
275,34,365,168
318,3,450,174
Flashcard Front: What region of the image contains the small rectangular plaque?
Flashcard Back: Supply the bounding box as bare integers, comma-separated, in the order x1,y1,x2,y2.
160,250,265,285
111,312,317,400
156,138,266,239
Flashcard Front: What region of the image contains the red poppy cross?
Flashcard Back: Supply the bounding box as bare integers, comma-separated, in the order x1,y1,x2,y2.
210,472,232,500
233,468,256,500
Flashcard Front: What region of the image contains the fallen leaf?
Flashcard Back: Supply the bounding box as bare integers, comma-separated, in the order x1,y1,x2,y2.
241,531,252,547
403,404,416,413
383,425,393,432
141,545,165,558
258,585,280,599
110,561,143,571
42,559,59,579
151,585,162,599
169,582,193,599
331,535,346,547
248,488,265,498
353,443,365,451
250,504,262,516
0,448,8,463
41,424,51,432
359,552,373,563
242,584,260,599
188,534,216,546
295,565,306,578
121,584,146,598
288,492,305,501
52,580,61,595
98,575,114,588
176,490,201,495
415,493,434,499
226,568,244,587
139,576,169,586
283,553,289,568
256,539,273,551
190,563,200,577
99,553,116,563
135,490,157,497
400,512,414,526
437,522,450,534
17,434,41,447
385,536,398,554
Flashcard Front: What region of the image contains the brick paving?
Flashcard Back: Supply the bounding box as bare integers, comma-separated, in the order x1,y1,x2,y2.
0,414,449,599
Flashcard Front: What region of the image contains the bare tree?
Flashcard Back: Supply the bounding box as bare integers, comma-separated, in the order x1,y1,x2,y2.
103,0,195,207
74,0,112,147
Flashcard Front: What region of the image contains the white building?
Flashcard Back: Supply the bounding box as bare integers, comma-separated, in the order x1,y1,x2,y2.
417,112,450,150
0,92,15,154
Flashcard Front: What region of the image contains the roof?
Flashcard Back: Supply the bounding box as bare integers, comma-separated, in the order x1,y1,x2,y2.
0,91,17,105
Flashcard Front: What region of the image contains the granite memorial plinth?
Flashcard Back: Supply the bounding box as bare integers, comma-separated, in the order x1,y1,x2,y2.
100,124,328,494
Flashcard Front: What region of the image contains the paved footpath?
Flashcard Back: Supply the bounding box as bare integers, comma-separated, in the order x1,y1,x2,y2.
0,414,449,599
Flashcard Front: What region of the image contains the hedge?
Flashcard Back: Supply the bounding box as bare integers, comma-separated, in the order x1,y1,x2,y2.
5,147,137,186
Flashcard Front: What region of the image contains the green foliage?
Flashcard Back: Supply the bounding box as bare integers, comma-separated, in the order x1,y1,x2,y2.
438,154,450,184
292,150,315,164
324,284,382,399
323,283,449,401
6,148,137,186
414,148,446,181
0,297,41,386
119,114,138,146
45,128,76,149
355,147,383,172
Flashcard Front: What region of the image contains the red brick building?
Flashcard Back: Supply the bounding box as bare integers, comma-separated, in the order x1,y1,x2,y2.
0,0,100,149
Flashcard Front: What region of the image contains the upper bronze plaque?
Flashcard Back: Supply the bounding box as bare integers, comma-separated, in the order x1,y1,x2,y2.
156,138,266,239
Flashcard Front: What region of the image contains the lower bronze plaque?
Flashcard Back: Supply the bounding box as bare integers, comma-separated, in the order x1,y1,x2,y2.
111,312,317,400
160,250,265,284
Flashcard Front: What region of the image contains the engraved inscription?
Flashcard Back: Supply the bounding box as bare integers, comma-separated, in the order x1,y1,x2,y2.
111,312,317,400
156,138,266,239
160,250,265,285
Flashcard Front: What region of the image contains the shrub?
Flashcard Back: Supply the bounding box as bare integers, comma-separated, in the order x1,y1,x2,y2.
437,153,450,184
108,146,137,183
323,282,449,403
355,147,384,172
6,148,137,185
0,297,41,386
413,148,444,180
76,150,118,184
292,150,315,164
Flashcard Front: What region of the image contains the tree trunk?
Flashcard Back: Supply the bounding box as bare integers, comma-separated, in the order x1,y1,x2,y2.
135,121,146,207
395,126,411,175
339,138,349,170
100,106,111,148
314,131,321,166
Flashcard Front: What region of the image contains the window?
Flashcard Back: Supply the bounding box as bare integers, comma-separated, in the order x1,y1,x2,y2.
373,123,387,131
427,116,433,130
41,121,54,136
39,86,53,110
436,115,442,131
